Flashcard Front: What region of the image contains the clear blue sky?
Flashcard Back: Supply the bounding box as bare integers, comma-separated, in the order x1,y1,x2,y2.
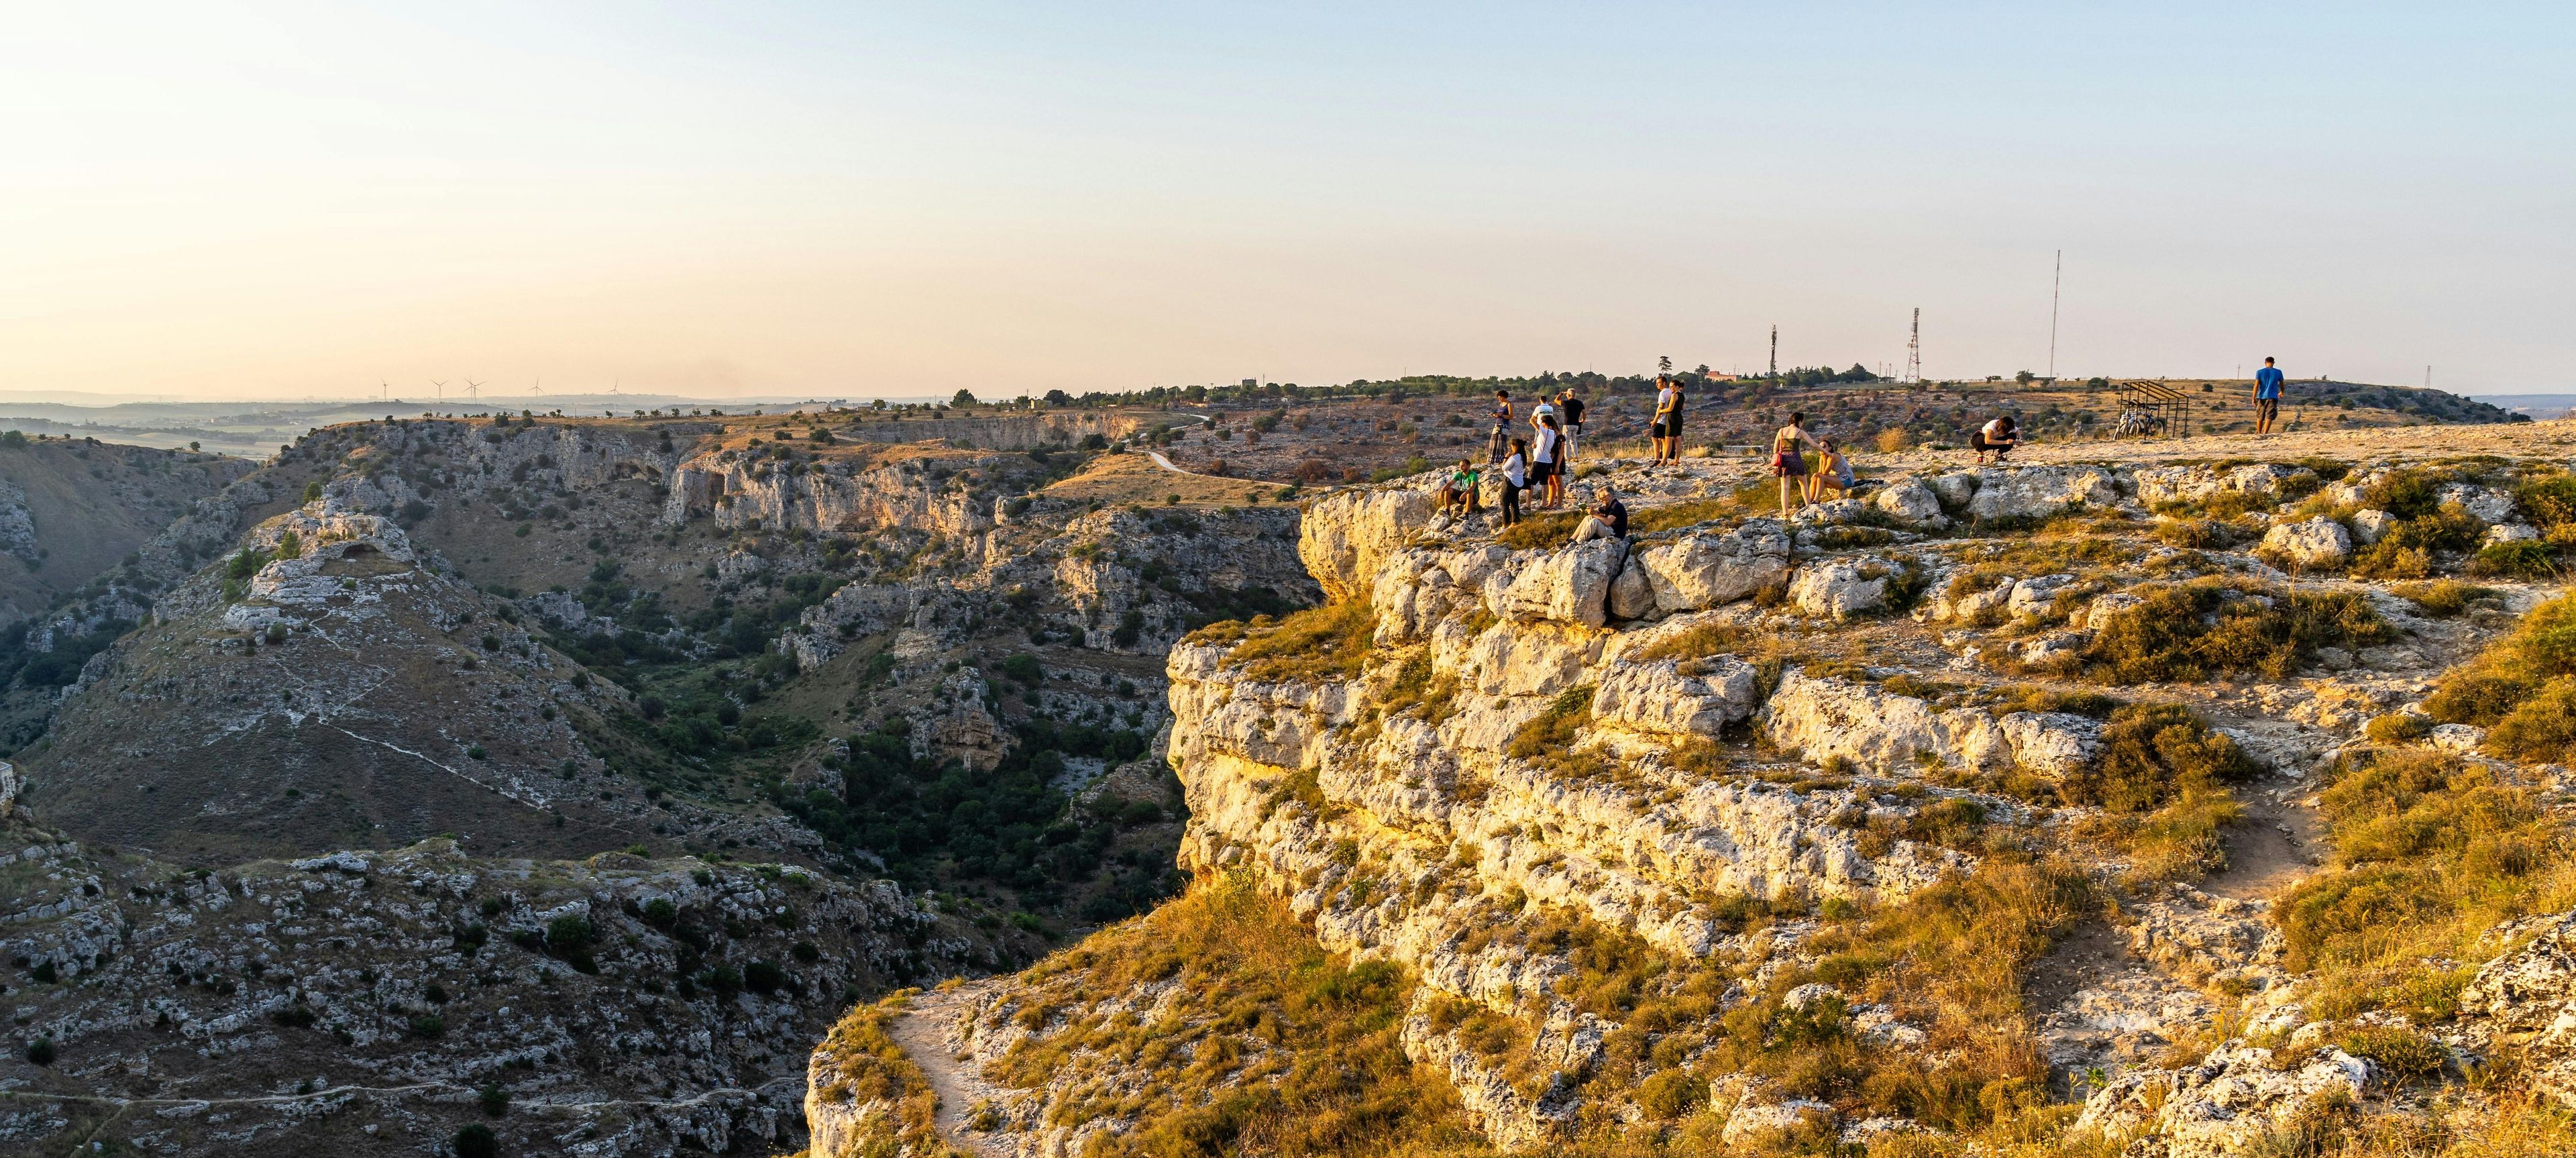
3,2,2569,397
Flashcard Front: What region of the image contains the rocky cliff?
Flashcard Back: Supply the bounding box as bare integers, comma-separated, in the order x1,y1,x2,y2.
804,425,2576,1158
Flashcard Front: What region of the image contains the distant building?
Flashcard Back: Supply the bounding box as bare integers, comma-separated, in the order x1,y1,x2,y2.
1240,378,1258,388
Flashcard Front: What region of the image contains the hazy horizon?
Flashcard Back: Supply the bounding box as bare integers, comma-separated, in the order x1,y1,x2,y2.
7,4,2571,401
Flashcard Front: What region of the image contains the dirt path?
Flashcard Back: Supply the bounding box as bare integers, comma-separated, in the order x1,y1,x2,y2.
2208,788,2324,901
888,986,1003,1157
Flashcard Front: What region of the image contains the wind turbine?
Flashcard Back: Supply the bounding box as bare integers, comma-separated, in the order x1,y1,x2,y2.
465,379,482,403
431,379,447,403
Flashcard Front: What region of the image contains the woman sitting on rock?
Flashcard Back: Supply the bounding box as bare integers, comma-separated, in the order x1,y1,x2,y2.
1807,437,1864,504
1771,412,1825,519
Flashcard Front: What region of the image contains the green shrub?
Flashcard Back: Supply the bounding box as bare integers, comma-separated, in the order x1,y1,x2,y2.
24,1038,54,1065
2363,713,2433,744
409,1014,445,1039
2469,539,2559,579
2065,703,2257,813
2338,1025,2448,1084
2078,580,2392,682
453,1124,498,1158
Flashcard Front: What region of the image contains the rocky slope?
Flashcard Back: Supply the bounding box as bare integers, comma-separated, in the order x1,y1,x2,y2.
808,421,2576,1158
1,411,1322,1155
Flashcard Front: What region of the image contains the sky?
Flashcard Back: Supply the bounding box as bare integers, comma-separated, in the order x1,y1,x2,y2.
3,2,2570,400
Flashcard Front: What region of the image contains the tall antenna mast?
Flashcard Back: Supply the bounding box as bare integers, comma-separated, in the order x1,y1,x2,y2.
2424,365,2432,390
1904,308,1922,384
2047,250,2062,381
1768,325,1778,377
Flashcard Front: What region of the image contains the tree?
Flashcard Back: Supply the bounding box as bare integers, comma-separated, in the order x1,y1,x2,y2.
952,389,978,408
1658,355,1674,374
1043,389,1073,407
2015,370,2037,384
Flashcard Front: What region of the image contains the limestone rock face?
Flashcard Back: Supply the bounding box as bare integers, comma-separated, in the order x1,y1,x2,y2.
1924,472,1978,510
907,669,1009,771
1482,539,1626,628
1964,466,2120,520
1299,485,1439,601
1760,671,2095,778
1635,521,1791,613
2133,462,2316,509
2349,509,2396,544
2078,1043,2371,1158
1788,559,1889,621
2261,517,2353,568
1589,656,1759,739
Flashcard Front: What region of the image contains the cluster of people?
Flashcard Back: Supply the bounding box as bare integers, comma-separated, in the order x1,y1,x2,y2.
1470,386,1586,525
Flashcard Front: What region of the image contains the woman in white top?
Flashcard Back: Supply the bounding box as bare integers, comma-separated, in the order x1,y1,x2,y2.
1498,437,1529,526
1532,415,1563,509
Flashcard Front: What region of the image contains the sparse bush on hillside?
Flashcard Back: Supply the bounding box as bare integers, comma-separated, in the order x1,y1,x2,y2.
2072,580,2392,682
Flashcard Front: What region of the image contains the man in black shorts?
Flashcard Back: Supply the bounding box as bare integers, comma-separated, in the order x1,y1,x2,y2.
1556,388,1584,464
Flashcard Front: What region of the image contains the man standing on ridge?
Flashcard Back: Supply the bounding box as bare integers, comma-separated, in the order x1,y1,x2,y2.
2253,357,2286,435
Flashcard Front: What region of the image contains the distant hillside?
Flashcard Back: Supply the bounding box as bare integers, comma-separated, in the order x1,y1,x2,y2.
2290,379,2525,423
2471,393,2576,420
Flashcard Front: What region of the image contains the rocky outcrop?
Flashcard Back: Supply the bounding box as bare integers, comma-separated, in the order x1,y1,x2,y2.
1788,558,1890,621
1760,671,2098,778
1963,466,2121,520
2078,1042,2370,1158
1299,485,1440,601
2261,517,2352,568
2461,911,2576,1107
1633,521,1792,613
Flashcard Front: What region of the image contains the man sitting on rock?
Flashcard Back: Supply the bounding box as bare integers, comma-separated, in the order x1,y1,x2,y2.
1437,459,1481,517
1569,484,1629,542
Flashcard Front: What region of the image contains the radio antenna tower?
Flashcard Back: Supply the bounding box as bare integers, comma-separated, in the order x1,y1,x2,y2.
2047,250,2062,381
1768,325,1778,377
1904,309,1922,384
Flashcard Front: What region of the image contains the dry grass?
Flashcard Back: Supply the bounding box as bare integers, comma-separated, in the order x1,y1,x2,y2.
809,992,965,1158
2424,594,2576,762
985,873,1490,1158
1210,601,1379,683
2277,748,2576,1024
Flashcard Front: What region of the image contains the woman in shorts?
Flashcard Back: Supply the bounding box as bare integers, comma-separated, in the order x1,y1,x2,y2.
1772,411,1824,519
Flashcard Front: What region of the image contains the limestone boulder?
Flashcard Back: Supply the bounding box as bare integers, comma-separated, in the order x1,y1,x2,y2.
1923,472,1978,511
2439,482,2517,524
1870,477,1948,528
1607,557,1658,621
2261,517,2352,568
2005,573,2076,619
2489,522,2539,545
1635,521,1791,613
1300,486,1439,601
1466,619,1607,698
1788,560,1890,621
1589,656,1760,739
1482,539,1627,628
1964,466,2120,521
2349,509,2396,545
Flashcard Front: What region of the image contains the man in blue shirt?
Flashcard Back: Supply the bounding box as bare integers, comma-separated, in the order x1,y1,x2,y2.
2253,357,2286,435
